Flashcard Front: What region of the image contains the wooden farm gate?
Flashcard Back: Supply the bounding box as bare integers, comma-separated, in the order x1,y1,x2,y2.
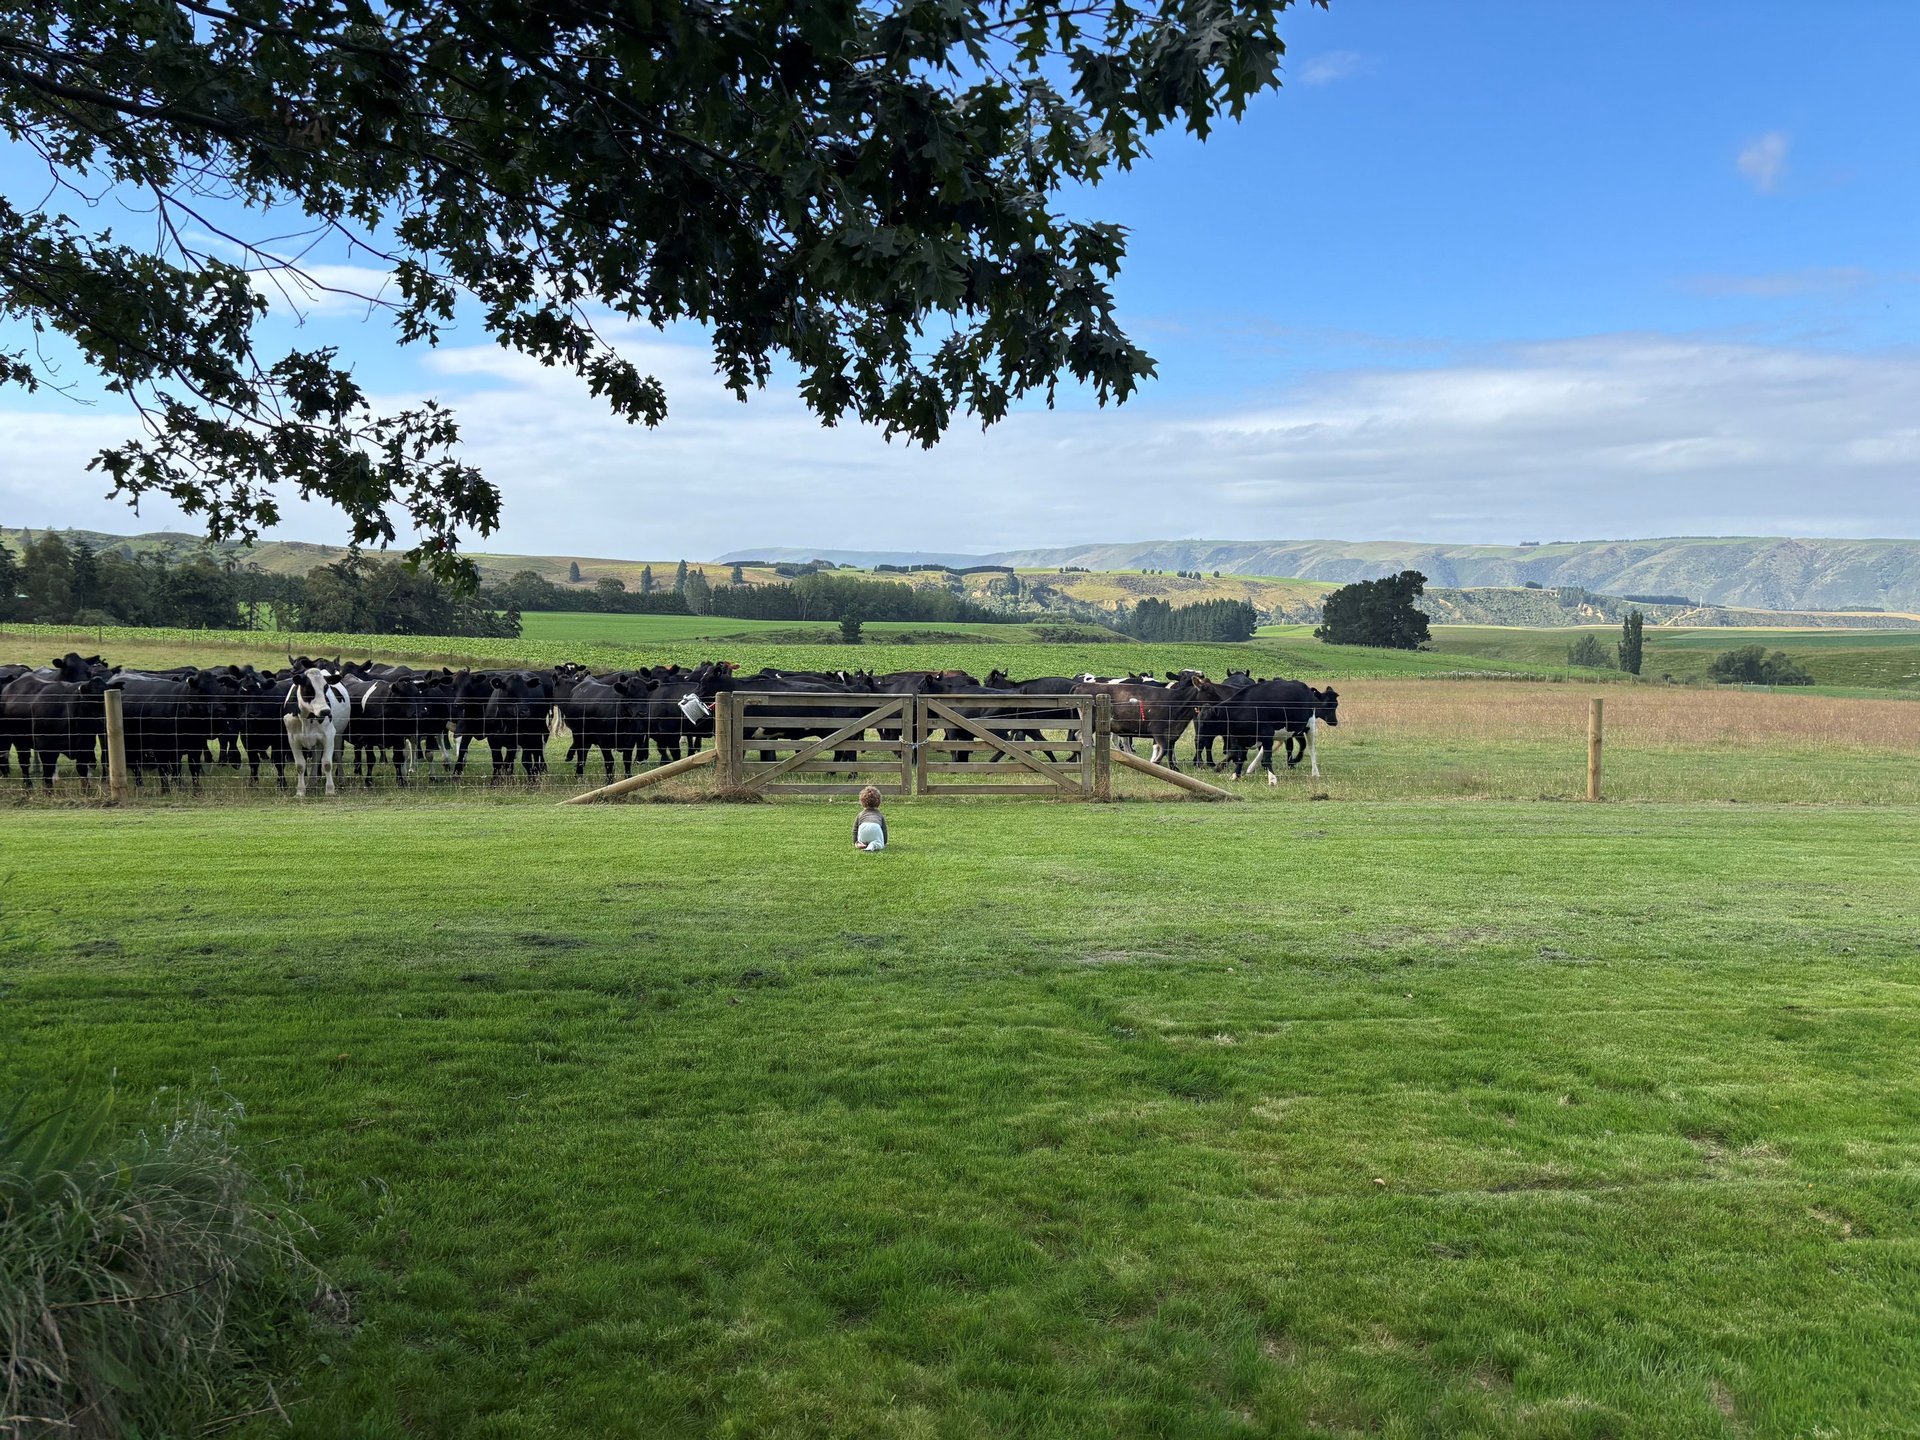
717,691,916,797
567,692,1241,803
913,693,1097,797
716,692,1107,799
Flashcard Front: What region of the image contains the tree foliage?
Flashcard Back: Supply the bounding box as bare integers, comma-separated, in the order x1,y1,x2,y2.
477,567,687,615
1,531,248,626
0,528,520,632
708,572,1013,623
683,568,713,616
1567,633,1613,669
1706,645,1813,687
1618,609,1644,675
301,554,519,634
1,0,1318,581
1315,570,1430,649
1120,596,1255,642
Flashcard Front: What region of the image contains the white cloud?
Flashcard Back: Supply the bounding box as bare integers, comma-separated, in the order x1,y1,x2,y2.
6,333,1919,557
1685,267,1873,297
1296,50,1369,86
247,262,398,319
1736,131,1789,193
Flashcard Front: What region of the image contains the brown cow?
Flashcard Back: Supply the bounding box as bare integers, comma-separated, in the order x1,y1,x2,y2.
1071,673,1234,770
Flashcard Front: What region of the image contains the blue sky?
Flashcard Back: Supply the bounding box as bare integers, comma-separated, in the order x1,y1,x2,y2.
1103,2,1919,381
4,1,1917,558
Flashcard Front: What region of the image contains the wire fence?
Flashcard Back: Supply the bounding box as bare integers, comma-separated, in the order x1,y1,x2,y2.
2,657,1335,804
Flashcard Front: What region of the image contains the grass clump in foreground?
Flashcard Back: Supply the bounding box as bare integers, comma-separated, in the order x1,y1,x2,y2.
5,801,1920,1435
1,1082,321,1439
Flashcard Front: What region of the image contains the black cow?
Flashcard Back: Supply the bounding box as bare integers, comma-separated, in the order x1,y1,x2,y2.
483,671,556,782
976,674,1084,759
3,660,96,783
646,662,736,764
108,669,234,792
562,674,655,778
339,673,431,785
1193,670,1255,770
428,669,502,777
2,655,109,788
227,668,294,786
732,669,879,767
1222,681,1341,783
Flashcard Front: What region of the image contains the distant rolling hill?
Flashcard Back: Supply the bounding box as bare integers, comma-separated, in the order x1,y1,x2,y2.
728,536,1920,614
9,527,1918,629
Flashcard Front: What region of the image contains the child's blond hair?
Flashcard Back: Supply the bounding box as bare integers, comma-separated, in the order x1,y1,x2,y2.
858,785,883,808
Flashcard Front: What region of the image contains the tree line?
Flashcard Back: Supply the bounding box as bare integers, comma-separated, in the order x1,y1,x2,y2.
0,531,519,636
479,568,693,617
1117,597,1257,643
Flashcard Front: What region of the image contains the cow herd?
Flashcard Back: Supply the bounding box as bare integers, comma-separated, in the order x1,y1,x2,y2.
0,653,1340,795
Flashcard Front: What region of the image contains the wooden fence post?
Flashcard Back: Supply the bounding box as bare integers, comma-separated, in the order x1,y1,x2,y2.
1093,695,1112,801
713,691,737,789
104,687,129,805
1587,697,1604,802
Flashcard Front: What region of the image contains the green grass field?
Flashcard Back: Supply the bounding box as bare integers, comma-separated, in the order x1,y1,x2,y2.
1,621,1576,686
517,613,1130,645
1424,625,1920,692
517,611,824,642
6,802,1920,1436
22,618,1918,696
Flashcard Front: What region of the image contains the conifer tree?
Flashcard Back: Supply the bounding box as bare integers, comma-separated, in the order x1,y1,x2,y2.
1618,609,1644,675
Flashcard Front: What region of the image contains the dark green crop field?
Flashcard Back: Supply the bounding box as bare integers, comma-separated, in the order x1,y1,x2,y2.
5,802,1920,1437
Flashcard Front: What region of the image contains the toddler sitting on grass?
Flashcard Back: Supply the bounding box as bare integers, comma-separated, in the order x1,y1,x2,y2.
853,786,888,851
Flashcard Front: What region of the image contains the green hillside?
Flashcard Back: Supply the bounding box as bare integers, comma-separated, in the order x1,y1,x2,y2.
12,526,1920,631
0,527,788,591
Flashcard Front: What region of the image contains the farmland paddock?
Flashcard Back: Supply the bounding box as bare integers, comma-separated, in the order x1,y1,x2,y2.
5,655,1917,807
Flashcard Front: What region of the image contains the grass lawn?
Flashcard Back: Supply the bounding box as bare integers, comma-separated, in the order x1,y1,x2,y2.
5,802,1920,1436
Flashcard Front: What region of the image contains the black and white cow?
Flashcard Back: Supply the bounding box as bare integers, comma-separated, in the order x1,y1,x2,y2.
1222,680,1340,784
282,667,351,797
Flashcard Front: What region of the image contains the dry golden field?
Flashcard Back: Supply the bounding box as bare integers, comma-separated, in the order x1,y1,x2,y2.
1192,679,1920,806
1336,679,1917,749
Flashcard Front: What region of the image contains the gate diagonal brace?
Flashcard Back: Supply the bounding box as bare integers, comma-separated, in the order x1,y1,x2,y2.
745,697,904,785
923,699,1085,793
